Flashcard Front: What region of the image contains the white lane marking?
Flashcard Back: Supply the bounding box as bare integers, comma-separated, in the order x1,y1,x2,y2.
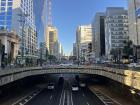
67,91,70,105
59,89,64,105
70,91,73,105
62,91,66,105
50,95,53,100
83,93,85,97
19,103,24,105
12,89,42,105
95,90,122,105
86,102,89,105
24,99,28,102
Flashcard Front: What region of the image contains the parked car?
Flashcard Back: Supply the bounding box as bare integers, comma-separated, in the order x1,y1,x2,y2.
72,84,79,91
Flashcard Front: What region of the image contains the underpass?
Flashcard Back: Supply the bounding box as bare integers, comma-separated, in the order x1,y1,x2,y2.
0,66,140,105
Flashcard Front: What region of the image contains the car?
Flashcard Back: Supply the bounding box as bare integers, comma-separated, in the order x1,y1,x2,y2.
79,82,86,87
72,84,79,91
128,63,136,68
47,83,55,90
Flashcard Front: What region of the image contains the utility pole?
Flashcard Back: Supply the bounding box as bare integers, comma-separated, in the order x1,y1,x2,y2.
18,13,29,65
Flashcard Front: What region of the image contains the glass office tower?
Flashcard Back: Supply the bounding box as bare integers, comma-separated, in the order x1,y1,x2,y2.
0,0,13,31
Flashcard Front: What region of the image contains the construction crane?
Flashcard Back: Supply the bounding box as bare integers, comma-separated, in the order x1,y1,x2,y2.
47,0,52,26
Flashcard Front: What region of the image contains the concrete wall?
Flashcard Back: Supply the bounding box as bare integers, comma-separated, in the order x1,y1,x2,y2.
0,66,140,91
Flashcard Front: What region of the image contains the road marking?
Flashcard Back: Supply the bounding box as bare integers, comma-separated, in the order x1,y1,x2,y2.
91,89,122,105
83,93,85,97
50,95,53,100
24,99,28,102
12,89,43,105
70,91,73,105
19,103,24,105
59,89,64,105
86,102,89,105
62,91,66,105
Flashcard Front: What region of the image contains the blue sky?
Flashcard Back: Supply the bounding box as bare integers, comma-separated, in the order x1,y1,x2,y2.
39,0,128,55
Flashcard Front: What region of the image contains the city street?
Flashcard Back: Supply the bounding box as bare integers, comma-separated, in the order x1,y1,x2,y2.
13,75,104,105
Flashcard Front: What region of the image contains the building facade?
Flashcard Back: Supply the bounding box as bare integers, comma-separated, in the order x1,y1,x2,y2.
46,26,58,55
93,12,105,58
73,43,77,56
76,24,93,63
39,42,47,61
54,40,63,61
128,0,140,59
128,0,140,46
0,0,37,60
105,7,129,58
0,30,20,65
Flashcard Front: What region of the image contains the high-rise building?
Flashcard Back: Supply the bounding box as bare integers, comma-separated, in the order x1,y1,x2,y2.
105,7,129,58
54,40,63,61
46,26,58,55
76,24,93,62
0,0,37,58
128,0,140,46
39,42,47,61
33,0,45,42
0,0,13,31
128,0,140,59
73,43,77,56
93,12,105,58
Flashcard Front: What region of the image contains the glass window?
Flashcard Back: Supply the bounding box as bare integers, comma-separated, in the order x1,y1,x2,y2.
7,11,12,15
8,2,12,6
6,21,11,26
0,12,6,15
0,21,5,25
7,7,12,11
0,16,5,20
6,16,12,20
1,7,5,11
1,2,6,6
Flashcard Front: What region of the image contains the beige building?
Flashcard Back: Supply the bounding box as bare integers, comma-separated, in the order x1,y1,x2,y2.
128,0,140,45
0,31,20,65
46,26,58,55
76,24,93,63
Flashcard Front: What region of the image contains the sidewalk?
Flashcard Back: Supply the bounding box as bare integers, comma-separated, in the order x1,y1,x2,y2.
89,85,136,105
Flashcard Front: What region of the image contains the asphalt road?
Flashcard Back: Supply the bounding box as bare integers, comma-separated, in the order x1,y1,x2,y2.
23,76,104,105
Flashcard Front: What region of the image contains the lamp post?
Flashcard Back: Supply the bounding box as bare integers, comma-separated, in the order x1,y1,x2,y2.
18,13,29,65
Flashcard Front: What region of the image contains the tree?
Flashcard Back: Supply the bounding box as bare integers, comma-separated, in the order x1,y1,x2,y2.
110,48,118,63
123,40,133,59
48,55,57,64
46,49,49,61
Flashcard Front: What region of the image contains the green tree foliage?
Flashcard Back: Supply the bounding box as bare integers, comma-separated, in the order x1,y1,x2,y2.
123,40,133,58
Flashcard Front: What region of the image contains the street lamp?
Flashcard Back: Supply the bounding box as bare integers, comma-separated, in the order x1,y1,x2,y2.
18,13,29,65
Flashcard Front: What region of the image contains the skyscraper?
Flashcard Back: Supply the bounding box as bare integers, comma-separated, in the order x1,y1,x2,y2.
128,0,140,59
105,7,129,58
46,26,58,55
76,24,93,62
0,0,13,30
93,12,105,58
128,0,140,46
0,0,37,57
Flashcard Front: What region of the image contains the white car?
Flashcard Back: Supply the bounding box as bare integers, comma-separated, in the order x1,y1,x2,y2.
72,84,79,91
128,63,136,68
79,82,86,87
47,83,55,90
